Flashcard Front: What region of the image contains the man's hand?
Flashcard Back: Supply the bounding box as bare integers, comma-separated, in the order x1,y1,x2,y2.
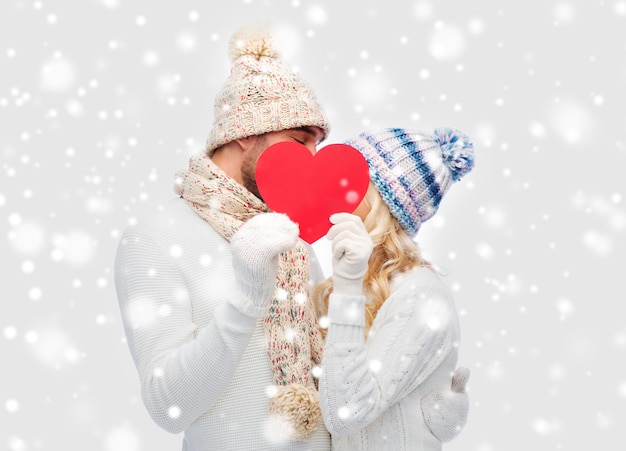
230,213,299,317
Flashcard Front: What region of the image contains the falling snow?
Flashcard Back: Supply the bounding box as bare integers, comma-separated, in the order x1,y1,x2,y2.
1,1,625,450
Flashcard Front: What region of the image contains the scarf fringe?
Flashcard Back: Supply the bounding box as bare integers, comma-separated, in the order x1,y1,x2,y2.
268,384,322,441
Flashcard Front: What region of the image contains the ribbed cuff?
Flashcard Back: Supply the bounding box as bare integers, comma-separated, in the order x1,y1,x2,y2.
216,301,257,332
326,293,366,344
228,286,269,319
332,275,364,296
328,293,366,326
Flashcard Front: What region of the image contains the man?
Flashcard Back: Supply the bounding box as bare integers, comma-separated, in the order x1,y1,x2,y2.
114,25,331,450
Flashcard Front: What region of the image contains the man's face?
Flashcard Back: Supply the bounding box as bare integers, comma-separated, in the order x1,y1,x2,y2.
241,126,324,200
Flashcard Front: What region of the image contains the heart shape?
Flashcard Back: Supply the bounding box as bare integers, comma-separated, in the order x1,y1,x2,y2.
256,142,370,243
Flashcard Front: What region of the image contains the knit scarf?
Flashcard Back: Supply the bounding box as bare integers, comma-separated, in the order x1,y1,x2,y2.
174,154,324,440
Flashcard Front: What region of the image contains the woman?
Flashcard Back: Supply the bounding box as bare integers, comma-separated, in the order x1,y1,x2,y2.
315,127,474,450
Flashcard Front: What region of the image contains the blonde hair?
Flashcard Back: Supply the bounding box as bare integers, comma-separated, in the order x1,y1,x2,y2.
313,183,430,335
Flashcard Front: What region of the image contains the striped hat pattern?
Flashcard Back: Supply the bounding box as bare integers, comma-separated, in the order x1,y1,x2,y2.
345,127,475,236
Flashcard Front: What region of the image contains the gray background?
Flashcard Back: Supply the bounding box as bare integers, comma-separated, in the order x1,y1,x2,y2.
1,0,625,450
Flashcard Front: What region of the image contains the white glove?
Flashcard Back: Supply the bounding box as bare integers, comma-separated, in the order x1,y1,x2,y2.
327,213,373,296
421,367,470,443
230,213,299,318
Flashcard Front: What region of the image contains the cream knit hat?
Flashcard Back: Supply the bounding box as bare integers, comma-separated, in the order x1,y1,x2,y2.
206,25,330,155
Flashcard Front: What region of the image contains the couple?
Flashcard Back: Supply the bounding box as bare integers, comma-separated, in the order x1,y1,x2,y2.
114,25,474,451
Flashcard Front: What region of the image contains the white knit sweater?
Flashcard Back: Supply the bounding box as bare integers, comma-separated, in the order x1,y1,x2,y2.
114,197,330,450
319,267,460,451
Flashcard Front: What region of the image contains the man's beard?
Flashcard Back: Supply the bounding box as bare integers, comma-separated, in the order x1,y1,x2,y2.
240,136,266,201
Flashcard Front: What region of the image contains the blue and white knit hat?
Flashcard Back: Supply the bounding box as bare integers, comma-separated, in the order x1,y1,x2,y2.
345,127,475,236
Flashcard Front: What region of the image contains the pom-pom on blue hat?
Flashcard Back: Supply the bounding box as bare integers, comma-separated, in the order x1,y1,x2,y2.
345,127,475,236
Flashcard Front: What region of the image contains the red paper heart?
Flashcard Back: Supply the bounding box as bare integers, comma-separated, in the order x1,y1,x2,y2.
256,142,370,243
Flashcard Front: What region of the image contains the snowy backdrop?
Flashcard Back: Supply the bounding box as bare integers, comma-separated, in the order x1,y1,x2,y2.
2,1,625,450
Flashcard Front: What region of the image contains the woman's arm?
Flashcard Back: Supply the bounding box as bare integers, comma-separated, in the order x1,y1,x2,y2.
320,279,456,436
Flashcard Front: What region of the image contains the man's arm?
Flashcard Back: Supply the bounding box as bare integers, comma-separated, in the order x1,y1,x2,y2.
114,227,257,433
114,213,299,433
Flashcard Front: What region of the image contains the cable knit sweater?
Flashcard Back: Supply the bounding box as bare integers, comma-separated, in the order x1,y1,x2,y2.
114,197,330,450
319,266,460,451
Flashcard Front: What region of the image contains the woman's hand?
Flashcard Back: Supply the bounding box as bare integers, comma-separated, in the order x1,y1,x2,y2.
327,213,373,295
